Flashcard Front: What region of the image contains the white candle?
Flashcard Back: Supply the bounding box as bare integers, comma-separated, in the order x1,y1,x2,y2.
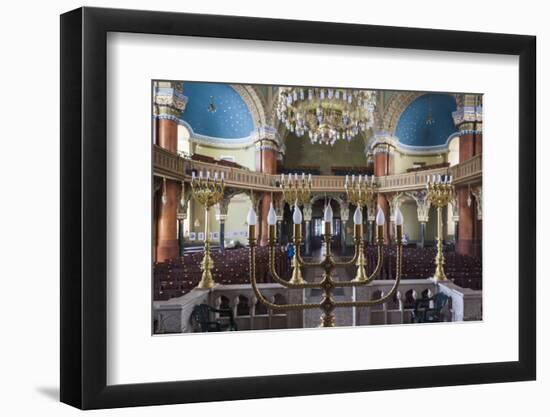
199,170,203,178
352,174,355,183
324,204,333,223
192,171,196,179
395,206,404,226
281,174,284,182
214,172,218,180
302,172,305,181
353,206,362,225
308,173,312,182
449,175,453,182
345,174,349,184
221,172,225,180
376,207,385,226
267,203,277,226
293,204,303,224
246,208,257,226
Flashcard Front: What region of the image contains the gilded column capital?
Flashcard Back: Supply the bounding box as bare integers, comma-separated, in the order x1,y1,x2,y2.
153,81,188,122
452,93,483,132
253,125,281,152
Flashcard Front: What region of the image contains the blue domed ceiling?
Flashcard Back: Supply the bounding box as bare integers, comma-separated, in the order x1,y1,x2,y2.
181,82,254,139
395,94,457,148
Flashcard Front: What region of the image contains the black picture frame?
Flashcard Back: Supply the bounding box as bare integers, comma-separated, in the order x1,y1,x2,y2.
60,6,536,410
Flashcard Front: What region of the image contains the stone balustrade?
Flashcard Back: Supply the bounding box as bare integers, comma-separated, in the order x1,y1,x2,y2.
449,153,482,185
153,279,482,334
154,146,481,193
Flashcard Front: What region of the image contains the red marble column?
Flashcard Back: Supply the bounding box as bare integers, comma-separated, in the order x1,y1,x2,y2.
157,119,178,152
474,132,483,156
156,119,180,261
257,142,278,246
459,132,475,162
456,187,475,257
377,194,390,244
456,131,482,257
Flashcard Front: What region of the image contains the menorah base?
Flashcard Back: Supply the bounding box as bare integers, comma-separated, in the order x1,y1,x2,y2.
289,265,306,285
352,266,368,282
198,250,215,289
197,271,215,289
320,313,336,327
432,268,448,282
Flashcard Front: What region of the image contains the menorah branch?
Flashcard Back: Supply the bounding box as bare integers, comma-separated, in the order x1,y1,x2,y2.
268,245,319,289
249,235,320,311
333,244,402,308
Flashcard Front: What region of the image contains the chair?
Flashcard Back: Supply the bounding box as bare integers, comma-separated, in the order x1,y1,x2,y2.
189,304,237,332
412,293,451,323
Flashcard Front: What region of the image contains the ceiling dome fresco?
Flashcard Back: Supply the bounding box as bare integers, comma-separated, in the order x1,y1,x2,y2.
181,82,255,139
395,94,457,148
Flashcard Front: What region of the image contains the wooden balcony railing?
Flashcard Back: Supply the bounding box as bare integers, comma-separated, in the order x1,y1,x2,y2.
154,145,481,193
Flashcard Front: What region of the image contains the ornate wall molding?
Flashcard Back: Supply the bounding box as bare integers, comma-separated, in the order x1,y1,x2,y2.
178,182,192,219
180,120,254,149
470,186,482,220
407,190,431,223
387,192,407,220
450,195,460,222
181,121,280,151
252,126,282,151
340,201,350,222
452,93,483,128
302,203,313,222
370,130,462,155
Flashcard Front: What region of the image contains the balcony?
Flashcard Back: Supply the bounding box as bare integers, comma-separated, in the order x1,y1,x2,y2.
154,146,482,193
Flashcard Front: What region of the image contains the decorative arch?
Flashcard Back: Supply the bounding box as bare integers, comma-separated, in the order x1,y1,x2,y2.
308,193,347,209
382,92,424,134
382,91,460,135
231,84,268,128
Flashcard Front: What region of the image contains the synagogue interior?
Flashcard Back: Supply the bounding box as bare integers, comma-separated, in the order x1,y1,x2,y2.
152,81,483,333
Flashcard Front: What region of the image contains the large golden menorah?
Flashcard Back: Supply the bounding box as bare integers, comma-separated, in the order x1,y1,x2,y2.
426,174,454,282
191,170,225,289
247,176,403,328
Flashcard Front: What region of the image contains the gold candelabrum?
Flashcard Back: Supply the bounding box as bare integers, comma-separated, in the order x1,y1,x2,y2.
280,172,312,206
190,170,225,289
426,174,454,282
247,178,403,328
279,172,312,284
344,174,377,282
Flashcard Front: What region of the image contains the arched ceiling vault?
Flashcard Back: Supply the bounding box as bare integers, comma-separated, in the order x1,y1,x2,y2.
180,82,270,144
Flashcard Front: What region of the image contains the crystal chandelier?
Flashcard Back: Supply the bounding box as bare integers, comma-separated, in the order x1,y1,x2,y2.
276,87,376,146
